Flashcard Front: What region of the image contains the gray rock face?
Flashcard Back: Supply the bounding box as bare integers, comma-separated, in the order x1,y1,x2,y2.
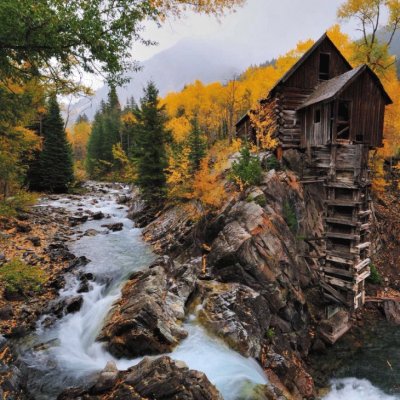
97,257,200,358
142,200,202,254
384,300,400,324
58,356,223,400
198,281,271,358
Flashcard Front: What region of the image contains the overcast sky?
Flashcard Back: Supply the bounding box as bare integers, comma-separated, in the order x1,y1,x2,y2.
132,0,359,63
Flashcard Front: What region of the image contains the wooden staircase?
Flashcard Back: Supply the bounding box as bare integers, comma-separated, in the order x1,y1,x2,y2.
310,144,372,310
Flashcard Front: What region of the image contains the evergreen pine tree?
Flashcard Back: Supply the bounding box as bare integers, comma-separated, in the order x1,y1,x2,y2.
86,110,104,177
135,82,168,204
188,117,206,173
85,87,121,178
33,96,74,192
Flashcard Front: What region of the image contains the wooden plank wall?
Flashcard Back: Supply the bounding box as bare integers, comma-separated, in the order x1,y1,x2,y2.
284,39,351,89
340,70,386,147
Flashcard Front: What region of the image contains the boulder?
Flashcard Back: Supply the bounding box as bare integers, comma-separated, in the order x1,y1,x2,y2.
97,257,199,358
58,356,222,400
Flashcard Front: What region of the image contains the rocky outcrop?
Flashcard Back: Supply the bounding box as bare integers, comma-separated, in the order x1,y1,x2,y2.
139,169,325,398
58,356,223,400
97,256,200,357
142,200,203,255
198,281,271,357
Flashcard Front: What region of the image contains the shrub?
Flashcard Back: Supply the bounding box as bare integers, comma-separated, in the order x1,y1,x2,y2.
0,258,46,298
0,191,38,217
283,200,298,233
230,147,263,189
247,193,267,207
266,154,280,171
265,327,275,341
368,263,382,285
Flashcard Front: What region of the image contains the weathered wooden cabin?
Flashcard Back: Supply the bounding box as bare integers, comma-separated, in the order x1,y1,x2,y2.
237,33,392,313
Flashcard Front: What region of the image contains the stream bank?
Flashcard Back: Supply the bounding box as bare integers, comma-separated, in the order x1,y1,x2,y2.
1,182,272,400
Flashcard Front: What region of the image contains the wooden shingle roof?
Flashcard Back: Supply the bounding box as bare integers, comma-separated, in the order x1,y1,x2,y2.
297,64,392,110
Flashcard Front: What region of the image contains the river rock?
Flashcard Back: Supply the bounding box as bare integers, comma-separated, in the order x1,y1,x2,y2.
97,257,199,358
58,356,222,400
91,361,119,394
65,295,83,314
101,222,123,232
116,195,130,205
47,242,75,262
68,215,89,226
91,211,105,220
66,256,90,272
198,281,271,357
84,229,100,237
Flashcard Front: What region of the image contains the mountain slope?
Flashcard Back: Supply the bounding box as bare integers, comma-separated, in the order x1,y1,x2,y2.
71,38,251,122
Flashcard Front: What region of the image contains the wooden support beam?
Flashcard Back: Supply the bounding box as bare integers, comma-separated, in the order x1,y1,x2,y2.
324,275,355,290
326,254,355,265
325,217,358,226
325,232,360,241
354,258,370,272
355,268,371,284
358,209,372,217
355,241,371,250
322,266,354,278
320,281,348,304
325,199,362,207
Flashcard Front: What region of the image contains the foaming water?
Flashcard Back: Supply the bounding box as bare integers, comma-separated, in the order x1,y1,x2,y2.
324,378,400,400
18,182,268,399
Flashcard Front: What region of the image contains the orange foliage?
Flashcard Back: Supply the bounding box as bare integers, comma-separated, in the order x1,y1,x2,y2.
190,139,241,209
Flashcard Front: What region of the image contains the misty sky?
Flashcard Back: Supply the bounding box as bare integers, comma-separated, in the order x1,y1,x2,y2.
133,0,359,63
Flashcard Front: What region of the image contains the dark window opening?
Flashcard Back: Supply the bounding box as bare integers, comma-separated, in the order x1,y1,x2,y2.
319,53,330,80
337,101,350,140
314,108,321,123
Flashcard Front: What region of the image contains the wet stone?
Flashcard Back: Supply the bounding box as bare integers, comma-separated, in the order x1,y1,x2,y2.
101,223,123,232
64,296,83,314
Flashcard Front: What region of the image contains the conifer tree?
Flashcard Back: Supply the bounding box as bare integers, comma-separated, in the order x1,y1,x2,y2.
188,117,206,173
86,87,121,178
135,82,168,204
30,96,74,192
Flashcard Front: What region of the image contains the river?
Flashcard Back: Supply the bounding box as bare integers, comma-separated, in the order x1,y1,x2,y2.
16,182,267,399
15,182,400,399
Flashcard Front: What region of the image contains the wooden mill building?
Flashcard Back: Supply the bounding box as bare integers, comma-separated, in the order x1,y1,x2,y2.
236,33,392,312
